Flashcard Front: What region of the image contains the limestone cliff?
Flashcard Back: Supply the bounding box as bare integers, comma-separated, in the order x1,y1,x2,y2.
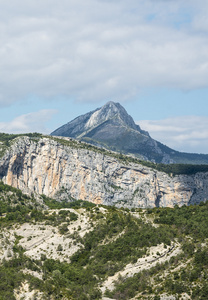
0,136,208,208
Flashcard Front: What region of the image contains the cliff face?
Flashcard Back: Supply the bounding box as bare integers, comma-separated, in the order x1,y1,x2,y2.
0,136,208,208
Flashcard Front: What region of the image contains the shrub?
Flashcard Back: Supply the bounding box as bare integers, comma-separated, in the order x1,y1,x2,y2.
57,244,63,252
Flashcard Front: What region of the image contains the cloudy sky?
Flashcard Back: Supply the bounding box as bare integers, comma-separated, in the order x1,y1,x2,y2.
0,0,208,154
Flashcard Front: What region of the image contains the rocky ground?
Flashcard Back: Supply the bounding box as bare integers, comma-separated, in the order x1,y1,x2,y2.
0,207,188,300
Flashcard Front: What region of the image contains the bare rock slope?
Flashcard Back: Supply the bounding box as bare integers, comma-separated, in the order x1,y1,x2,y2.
0,136,208,208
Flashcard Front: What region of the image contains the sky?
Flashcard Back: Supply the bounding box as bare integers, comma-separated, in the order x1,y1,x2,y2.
0,0,208,154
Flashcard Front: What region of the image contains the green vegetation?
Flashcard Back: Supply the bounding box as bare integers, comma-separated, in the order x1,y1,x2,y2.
42,194,96,210
0,255,42,300
0,132,42,142
150,162,208,176
154,201,208,239
70,210,174,279
110,184,123,190
0,182,41,223
0,178,208,298
107,202,208,299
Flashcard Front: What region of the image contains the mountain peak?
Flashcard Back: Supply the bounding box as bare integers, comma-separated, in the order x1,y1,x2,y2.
51,101,208,164
51,101,142,138
83,101,138,131
103,101,123,110
51,101,149,152
104,100,117,106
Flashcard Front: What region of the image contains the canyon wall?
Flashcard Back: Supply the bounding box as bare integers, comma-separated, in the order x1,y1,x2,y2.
0,136,208,208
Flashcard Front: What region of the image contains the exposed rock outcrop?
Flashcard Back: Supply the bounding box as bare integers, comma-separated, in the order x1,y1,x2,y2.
0,136,208,208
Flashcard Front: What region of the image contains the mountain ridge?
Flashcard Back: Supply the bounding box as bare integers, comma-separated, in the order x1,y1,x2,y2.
51,101,208,165
52,101,149,140
1,134,208,209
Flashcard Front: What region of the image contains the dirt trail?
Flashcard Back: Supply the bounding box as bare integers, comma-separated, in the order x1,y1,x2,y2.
25,231,53,250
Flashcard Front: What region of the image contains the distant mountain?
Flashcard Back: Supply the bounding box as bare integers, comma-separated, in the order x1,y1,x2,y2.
51,101,208,164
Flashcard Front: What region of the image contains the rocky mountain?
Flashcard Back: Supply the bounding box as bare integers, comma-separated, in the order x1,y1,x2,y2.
0,134,208,209
0,134,208,299
51,101,208,164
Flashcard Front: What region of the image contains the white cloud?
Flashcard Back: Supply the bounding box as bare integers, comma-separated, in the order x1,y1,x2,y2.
139,116,208,154
0,0,208,105
0,109,57,134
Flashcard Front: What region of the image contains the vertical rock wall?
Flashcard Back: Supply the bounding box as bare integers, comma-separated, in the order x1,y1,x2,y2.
0,137,208,208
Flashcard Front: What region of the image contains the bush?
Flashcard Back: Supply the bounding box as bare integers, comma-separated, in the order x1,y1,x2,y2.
57,244,63,252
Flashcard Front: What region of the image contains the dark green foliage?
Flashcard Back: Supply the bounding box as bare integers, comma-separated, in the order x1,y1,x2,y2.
0,238,101,299
69,212,78,221
105,264,163,299
0,183,88,228
41,258,99,299
154,201,208,240
0,182,39,226
0,265,24,299
42,195,96,210
58,223,69,234
194,249,208,266
150,163,208,176
0,132,42,142
106,203,208,299
0,244,44,300
71,210,175,279
57,244,63,251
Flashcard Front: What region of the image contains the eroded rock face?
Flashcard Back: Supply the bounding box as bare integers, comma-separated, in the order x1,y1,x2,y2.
0,136,208,208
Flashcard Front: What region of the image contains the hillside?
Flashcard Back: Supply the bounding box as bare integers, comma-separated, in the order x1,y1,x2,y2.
0,181,208,299
0,134,208,208
51,101,208,165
